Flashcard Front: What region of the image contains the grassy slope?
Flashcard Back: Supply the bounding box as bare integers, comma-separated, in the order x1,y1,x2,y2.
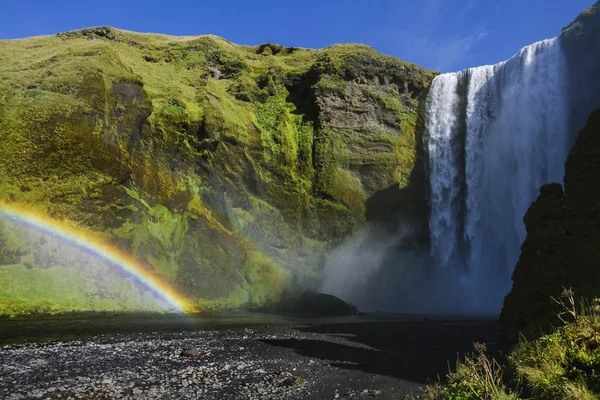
426,297,600,400
511,304,600,399
0,27,435,314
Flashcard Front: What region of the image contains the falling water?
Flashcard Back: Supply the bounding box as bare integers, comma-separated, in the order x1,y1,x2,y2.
425,37,570,314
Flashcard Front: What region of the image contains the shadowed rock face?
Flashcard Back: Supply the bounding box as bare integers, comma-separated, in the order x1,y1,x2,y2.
0,28,435,313
500,1,600,341
500,109,600,341
562,0,600,145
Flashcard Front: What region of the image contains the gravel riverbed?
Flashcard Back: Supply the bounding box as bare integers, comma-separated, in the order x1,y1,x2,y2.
0,318,502,399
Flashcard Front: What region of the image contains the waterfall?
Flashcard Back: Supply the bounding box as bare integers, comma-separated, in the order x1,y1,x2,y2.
425,37,570,314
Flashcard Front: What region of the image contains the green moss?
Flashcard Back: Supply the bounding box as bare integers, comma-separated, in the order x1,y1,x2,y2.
0,27,435,314
0,218,172,315
254,88,315,171
0,264,167,315
313,76,347,95
228,72,268,102
241,252,289,304
196,283,250,309
376,92,418,134
228,195,305,258
111,191,190,280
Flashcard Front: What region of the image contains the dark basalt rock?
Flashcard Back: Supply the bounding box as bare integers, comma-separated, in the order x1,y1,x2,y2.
58,26,120,42
278,290,357,316
500,2,600,342
500,109,600,342
538,183,564,199
562,0,600,140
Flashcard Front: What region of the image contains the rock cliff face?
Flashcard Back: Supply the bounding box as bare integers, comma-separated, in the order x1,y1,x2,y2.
562,0,600,139
500,1,600,340
0,27,435,313
500,109,600,340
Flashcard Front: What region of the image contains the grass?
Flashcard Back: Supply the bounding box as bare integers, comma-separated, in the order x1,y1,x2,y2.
0,215,174,315
0,264,168,315
424,343,519,400
510,294,600,399
426,292,600,400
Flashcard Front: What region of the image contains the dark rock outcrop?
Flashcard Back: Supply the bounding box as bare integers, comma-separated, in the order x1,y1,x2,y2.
561,0,600,145
277,290,357,316
500,109,600,341
500,0,600,343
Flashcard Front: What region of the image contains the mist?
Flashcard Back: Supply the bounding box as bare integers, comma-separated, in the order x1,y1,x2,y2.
0,217,170,312
319,219,508,318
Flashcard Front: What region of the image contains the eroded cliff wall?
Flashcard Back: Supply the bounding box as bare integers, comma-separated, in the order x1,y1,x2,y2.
0,28,435,313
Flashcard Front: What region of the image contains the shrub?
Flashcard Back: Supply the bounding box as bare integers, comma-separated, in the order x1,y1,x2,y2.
510,295,600,400
425,291,600,400
424,343,520,400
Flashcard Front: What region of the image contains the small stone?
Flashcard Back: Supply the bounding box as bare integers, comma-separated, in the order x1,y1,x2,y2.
181,347,201,358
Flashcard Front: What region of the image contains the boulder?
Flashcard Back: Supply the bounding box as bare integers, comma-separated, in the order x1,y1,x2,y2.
278,290,357,316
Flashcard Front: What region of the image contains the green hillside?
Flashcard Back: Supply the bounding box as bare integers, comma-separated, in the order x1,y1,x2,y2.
0,27,435,314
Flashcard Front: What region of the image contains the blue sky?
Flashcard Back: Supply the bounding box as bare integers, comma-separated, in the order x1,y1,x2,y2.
0,0,596,72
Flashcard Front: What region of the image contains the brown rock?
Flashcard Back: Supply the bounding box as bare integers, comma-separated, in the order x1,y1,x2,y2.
180,347,201,358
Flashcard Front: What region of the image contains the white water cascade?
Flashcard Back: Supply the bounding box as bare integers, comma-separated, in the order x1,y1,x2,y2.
425,37,570,314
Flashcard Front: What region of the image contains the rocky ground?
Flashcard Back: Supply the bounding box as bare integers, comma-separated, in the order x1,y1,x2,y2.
0,318,502,399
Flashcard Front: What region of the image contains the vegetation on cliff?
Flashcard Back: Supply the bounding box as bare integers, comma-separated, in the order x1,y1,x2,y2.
427,294,600,400
510,297,600,399
0,27,435,314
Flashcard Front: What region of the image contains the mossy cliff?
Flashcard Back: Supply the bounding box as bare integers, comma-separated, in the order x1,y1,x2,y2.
0,27,435,314
500,109,600,341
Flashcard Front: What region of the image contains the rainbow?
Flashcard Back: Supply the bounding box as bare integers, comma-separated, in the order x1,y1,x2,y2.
0,203,193,313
